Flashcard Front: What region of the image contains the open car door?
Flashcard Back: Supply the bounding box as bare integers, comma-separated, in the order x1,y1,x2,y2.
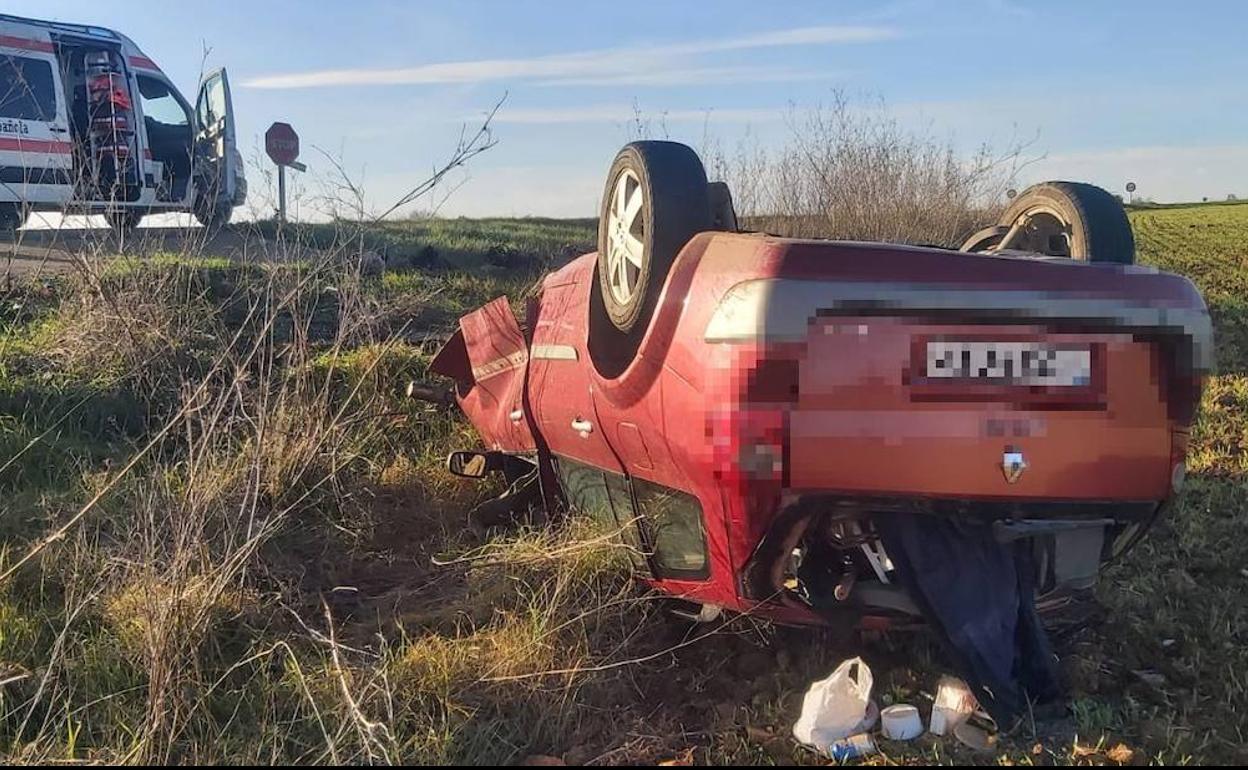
430,296,537,453
192,67,237,220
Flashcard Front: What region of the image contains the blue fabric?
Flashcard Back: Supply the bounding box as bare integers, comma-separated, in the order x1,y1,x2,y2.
876,514,1062,725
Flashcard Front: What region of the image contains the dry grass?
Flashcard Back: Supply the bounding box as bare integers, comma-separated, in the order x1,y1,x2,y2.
1,200,1246,765
703,92,1025,246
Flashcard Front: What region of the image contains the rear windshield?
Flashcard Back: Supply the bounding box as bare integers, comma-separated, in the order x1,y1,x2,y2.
0,54,57,121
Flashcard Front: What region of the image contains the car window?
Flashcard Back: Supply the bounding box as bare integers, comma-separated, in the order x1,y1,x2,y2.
633,479,709,579
0,55,57,121
137,75,189,128
554,457,648,571
556,458,614,528
197,74,225,129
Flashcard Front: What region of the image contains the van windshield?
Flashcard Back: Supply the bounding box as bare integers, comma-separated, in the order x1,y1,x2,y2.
0,54,58,121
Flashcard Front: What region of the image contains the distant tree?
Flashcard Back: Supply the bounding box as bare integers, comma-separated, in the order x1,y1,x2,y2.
1202,196,1208,202
1230,194,1239,202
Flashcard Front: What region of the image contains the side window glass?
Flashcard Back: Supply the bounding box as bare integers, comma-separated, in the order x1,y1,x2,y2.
555,458,613,528
633,479,709,579
137,76,188,127
0,55,57,121
196,76,220,129
602,472,647,572
555,457,649,572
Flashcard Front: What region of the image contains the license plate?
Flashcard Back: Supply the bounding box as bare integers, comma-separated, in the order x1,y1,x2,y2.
925,341,1092,386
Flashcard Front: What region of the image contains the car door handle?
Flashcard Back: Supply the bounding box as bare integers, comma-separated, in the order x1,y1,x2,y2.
50,126,69,133
571,418,593,436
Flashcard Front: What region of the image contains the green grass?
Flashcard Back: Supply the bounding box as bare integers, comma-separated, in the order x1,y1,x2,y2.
1,206,1247,764
253,216,596,271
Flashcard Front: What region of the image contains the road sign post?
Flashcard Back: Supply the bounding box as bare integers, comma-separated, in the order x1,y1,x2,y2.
278,164,287,225
265,122,301,225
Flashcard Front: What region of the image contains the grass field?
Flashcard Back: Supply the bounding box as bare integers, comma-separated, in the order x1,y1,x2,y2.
0,204,1246,764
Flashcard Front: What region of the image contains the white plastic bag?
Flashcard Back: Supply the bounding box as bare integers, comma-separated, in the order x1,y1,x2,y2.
792,657,876,752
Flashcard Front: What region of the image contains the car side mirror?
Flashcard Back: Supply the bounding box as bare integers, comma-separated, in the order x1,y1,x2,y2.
447,451,491,479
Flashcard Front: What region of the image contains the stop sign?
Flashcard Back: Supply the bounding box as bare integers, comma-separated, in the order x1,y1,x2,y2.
265,122,299,166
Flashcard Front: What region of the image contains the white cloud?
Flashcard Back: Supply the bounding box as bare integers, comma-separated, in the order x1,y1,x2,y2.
487,105,784,125
534,66,838,87
242,25,896,89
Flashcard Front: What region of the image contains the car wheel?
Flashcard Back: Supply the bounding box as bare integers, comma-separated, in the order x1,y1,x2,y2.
957,225,1008,253
971,181,1134,264
708,181,738,232
597,141,711,333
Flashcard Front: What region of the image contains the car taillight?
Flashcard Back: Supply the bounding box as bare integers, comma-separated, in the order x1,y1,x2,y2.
705,347,799,483
746,358,800,404
710,408,788,485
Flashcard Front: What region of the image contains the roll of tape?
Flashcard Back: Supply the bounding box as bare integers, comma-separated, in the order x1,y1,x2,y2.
880,703,923,741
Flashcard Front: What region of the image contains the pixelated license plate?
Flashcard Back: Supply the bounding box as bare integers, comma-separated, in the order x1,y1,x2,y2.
925,341,1093,387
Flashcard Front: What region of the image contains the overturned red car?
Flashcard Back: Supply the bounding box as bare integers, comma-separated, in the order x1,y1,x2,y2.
427,141,1210,719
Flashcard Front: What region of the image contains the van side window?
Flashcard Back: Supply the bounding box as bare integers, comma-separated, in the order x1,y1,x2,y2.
0,55,57,121
633,479,709,579
137,76,188,127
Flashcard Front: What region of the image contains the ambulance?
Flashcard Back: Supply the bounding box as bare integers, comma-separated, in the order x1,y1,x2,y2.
0,13,245,231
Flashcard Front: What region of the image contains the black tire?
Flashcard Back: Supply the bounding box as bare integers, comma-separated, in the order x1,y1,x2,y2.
0,203,28,232
596,141,710,333
708,181,738,231
994,181,1134,264
106,210,143,234
194,201,233,231
958,225,1008,253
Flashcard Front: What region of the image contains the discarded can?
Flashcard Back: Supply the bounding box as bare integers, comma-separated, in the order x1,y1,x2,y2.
826,733,876,762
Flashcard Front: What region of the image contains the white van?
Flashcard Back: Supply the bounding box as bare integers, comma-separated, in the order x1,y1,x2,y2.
0,13,245,231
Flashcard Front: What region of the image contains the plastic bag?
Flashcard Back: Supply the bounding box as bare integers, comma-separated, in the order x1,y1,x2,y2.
792,657,876,752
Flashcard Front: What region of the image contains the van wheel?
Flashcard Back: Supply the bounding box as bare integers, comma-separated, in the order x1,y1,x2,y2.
970,181,1134,264
106,210,143,235
596,141,710,333
0,204,28,232
194,202,233,232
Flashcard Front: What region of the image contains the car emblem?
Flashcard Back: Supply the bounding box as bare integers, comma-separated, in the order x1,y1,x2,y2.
1001,446,1027,483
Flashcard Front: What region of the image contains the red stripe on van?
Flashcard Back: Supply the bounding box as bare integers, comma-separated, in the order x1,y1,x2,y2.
129,56,161,72
0,35,55,54
0,137,73,154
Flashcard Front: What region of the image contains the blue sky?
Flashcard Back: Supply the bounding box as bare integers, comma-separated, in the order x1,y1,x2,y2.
13,0,1248,217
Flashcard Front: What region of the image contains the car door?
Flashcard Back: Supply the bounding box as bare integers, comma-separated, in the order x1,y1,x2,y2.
430,296,536,453
531,271,623,474
193,67,237,209
0,34,73,207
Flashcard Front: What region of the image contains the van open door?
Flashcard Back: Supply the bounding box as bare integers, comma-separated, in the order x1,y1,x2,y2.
192,67,237,225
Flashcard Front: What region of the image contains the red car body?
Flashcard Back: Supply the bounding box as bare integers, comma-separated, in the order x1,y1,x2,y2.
433,231,1211,626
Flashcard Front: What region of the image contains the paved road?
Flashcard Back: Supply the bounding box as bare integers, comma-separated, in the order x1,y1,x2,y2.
1,225,297,282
